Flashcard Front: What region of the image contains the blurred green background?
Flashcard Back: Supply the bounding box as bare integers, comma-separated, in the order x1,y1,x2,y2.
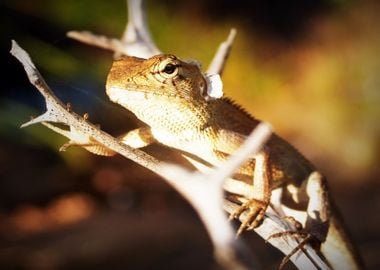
1,0,379,269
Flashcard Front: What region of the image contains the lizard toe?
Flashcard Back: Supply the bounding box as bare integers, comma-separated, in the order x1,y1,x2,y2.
233,199,269,235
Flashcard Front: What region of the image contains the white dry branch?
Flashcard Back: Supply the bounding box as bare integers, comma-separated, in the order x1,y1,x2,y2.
12,0,333,269
160,123,272,270
207,28,237,76
67,0,160,58
120,0,161,58
11,40,330,270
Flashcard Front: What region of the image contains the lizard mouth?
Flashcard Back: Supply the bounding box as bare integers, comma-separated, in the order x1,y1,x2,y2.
106,86,148,104
106,85,178,106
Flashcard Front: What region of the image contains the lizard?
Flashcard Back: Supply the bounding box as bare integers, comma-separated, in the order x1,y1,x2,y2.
87,53,363,270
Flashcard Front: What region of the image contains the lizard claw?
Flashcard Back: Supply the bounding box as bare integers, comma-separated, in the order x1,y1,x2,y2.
230,199,269,235
266,216,318,270
272,233,313,270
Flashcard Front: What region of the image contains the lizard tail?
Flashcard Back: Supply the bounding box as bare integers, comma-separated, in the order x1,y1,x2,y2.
322,214,365,270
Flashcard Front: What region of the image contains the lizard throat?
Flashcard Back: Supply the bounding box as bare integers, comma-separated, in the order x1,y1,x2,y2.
106,85,210,129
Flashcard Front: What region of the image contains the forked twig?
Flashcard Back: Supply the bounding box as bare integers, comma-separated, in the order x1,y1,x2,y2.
67,0,235,75
68,0,160,58
161,123,272,270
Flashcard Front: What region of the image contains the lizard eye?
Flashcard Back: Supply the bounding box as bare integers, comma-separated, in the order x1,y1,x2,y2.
162,63,177,74
158,60,179,79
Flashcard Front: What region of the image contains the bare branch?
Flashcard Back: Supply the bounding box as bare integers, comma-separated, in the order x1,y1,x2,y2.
210,122,272,182
224,201,331,270
67,31,126,53
161,165,256,270
161,123,271,270
203,29,236,99
207,28,237,76
11,40,161,174
67,0,160,58
120,0,161,58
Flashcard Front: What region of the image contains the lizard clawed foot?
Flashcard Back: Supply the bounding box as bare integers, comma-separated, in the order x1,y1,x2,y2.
266,216,316,270
60,141,93,152
60,141,115,156
270,233,312,270
229,199,269,235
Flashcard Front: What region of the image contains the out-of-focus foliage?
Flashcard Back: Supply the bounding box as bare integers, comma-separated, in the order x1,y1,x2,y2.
1,0,379,269
228,2,380,182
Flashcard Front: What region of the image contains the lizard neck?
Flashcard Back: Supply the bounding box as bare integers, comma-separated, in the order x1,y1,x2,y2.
210,97,261,135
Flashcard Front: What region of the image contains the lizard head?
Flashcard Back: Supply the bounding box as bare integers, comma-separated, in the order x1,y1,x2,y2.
105,54,212,131
106,54,208,107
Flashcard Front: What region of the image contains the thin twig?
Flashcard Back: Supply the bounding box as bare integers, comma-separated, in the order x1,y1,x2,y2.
224,201,330,270
120,0,160,58
207,28,237,76
11,40,161,174
67,0,160,58
67,31,126,53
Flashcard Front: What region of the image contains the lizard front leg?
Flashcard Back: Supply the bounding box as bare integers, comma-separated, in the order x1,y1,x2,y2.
230,150,272,235
62,127,155,156
118,126,155,149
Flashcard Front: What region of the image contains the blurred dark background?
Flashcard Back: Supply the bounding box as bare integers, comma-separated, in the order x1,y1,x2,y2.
1,0,379,269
